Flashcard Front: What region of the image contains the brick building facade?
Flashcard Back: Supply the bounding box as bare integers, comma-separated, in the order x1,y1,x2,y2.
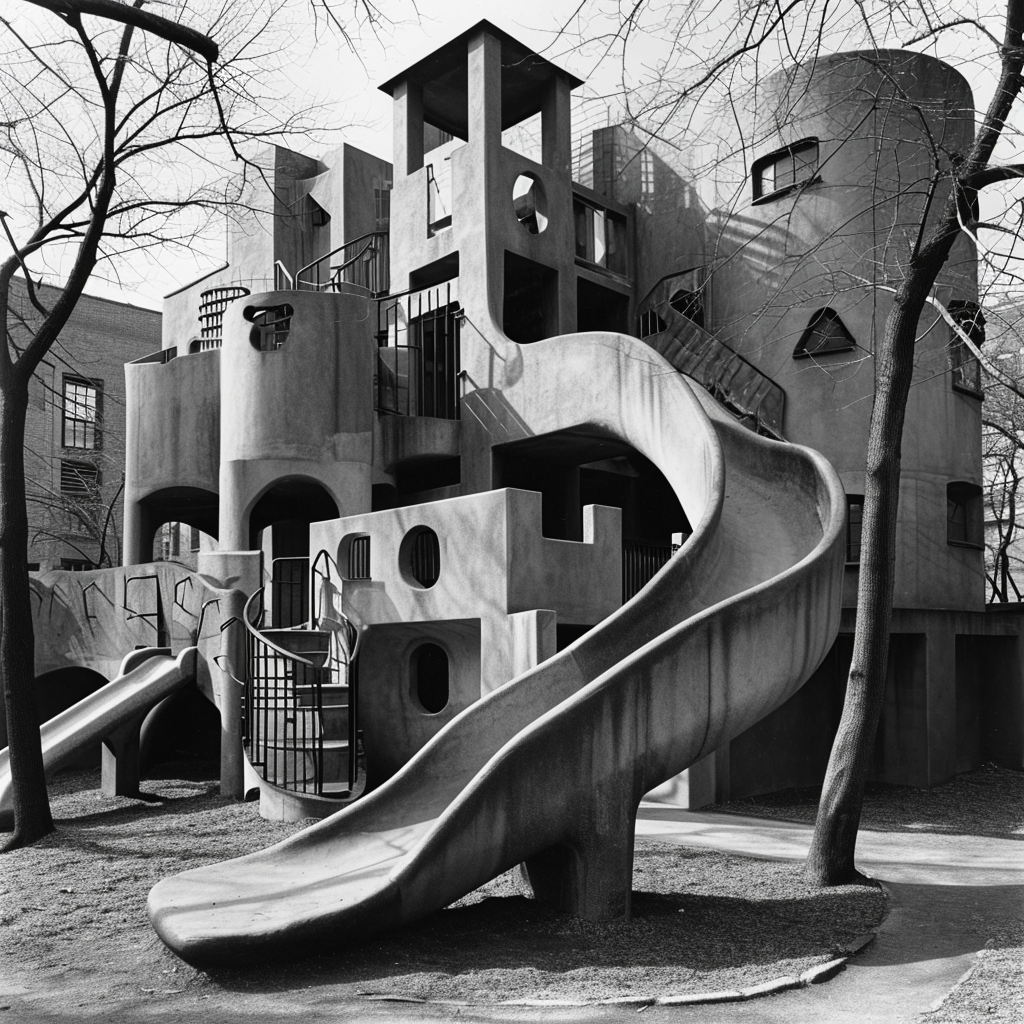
11,278,161,571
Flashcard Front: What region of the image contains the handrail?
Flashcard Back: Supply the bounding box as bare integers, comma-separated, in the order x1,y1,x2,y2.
194,597,220,642
241,588,318,668
242,586,327,796
310,548,362,791
295,231,382,285
174,577,194,613
295,231,387,293
81,580,105,621
325,236,378,290
123,573,160,624
273,261,294,289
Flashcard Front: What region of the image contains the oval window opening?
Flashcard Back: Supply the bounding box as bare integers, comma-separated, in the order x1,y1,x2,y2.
513,173,548,234
414,642,449,714
400,526,441,588
244,303,293,351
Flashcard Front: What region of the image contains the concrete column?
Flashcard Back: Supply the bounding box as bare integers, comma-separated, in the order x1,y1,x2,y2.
542,76,572,177
467,29,502,151
218,461,249,551
122,499,156,566
197,551,261,799
393,80,424,176
685,745,731,808
101,716,144,797
926,623,958,787
508,609,557,678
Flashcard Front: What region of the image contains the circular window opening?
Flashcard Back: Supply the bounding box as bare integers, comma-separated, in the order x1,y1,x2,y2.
413,642,449,714
399,526,441,589
512,173,548,234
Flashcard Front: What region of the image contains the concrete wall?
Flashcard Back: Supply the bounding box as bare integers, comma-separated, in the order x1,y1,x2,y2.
310,488,620,778
123,349,221,562
218,290,377,548
702,51,982,612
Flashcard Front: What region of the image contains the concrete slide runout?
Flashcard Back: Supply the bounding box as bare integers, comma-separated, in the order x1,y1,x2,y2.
148,331,846,966
0,647,197,825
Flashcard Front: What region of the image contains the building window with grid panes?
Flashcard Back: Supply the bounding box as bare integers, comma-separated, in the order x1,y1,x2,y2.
62,375,101,449
752,138,819,202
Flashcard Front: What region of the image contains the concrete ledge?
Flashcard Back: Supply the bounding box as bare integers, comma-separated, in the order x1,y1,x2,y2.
360,947,869,1008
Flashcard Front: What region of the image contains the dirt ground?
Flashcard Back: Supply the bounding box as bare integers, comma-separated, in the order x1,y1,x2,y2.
0,761,885,1019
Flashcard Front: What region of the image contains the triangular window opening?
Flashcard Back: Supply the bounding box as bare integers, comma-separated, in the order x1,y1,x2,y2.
793,308,856,358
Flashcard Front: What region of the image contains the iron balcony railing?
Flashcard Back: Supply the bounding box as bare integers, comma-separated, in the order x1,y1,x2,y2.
197,285,251,349
622,540,676,602
637,287,785,440
295,231,390,296
376,281,461,419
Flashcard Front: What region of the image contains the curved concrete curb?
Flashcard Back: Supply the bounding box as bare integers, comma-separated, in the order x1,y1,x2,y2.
359,934,878,1009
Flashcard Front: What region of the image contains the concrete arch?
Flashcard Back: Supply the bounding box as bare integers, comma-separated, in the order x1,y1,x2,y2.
124,486,219,567
245,475,342,549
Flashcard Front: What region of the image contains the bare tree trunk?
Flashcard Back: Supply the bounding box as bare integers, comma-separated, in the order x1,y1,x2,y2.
804,286,926,881
0,374,53,847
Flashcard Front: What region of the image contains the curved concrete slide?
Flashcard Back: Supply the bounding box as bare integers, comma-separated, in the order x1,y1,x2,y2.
149,331,846,966
0,647,198,828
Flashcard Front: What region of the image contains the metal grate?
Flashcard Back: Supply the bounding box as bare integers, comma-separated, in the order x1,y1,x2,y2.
348,536,370,580
622,540,674,601
411,529,440,587
376,282,461,419
198,285,250,348
60,459,99,494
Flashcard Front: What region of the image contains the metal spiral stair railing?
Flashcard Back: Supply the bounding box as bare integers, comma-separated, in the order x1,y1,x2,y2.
241,572,361,801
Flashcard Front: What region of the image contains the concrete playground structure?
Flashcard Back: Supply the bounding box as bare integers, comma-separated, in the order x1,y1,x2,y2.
6,21,1023,963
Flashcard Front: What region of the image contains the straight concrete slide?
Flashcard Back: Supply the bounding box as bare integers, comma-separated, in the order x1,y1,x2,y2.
0,647,197,827
148,331,846,966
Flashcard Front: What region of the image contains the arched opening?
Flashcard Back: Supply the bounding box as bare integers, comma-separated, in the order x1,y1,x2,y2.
138,486,220,566
249,478,340,627
412,642,449,714
141,683,221,768
512,173,548,233
34,666,109,767
243,302,293,351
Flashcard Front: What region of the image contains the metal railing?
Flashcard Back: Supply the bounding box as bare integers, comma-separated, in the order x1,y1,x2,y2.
241,587,328,795
376,281,461,419
198,285,250,349
310,550,362,789
637,292,785,440
295,231,390,296
622,540,675,602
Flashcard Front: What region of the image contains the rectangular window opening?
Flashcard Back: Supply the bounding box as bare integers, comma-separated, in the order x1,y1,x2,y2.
62,376,102,450
846,495,863,564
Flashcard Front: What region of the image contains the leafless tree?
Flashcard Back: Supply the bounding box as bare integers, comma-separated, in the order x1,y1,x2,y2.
560,0,1024,883
0,0,339,849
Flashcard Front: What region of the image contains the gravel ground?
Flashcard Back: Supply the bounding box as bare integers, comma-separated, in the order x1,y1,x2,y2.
0,761,884,1012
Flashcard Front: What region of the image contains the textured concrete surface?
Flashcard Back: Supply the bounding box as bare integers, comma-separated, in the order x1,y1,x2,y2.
147,336,845,965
